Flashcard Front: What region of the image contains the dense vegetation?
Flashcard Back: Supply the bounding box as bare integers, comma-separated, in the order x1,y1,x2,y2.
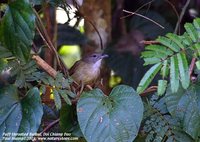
0,0,200,142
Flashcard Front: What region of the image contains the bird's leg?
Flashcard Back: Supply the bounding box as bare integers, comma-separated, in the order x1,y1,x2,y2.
86,85,93,90
92,78,104,88
79,81,85,94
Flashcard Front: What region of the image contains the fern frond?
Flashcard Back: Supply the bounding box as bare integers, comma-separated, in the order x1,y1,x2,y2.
143,95,194,142
137,18,200,95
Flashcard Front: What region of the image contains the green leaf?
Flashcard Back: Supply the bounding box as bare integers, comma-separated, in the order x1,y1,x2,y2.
181,33,193,46
59,90,72,105
145,45,173,56
156,36,180,52
1,0,35,61
77,85,144,142
144,94,194,142
157,80,167,96
184,23,198,42
40,85,46,95
143,57,161,65
193,18,200,39
53,89,62,110
0,85,22,140
165,84,200,139
137,63,162,94
60,105,83,137
177,53,190,89
0,85,43,140
160,60,169,78
196,60,200,70
0,45,12,58
170,56,179,92
166,33,185,49
141,51,165,58
193,43,200,56
18,87,43,134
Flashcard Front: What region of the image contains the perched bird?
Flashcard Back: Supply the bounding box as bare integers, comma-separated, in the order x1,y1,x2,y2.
69,53,108,86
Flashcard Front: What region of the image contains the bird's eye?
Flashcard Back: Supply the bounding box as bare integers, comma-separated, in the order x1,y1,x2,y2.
93,55,97,57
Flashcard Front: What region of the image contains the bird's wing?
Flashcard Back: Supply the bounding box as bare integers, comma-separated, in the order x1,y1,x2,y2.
69,61,82,76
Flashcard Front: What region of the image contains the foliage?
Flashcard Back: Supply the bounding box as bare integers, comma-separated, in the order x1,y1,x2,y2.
32,72,76,109
0,0,35,62
0,0,77,140
106,10,172,88
77,85,144,142
1,0,200,142
143,94,194,142
137,18,200,95
0,85,43,141
165,84,200,140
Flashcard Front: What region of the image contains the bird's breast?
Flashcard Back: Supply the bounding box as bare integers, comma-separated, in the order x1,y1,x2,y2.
71,60,102,84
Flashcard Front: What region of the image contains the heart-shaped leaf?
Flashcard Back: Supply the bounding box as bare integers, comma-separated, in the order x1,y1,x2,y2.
77,85,144,142
0,85,43,140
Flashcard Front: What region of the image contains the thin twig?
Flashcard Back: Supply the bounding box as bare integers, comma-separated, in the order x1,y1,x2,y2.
82,14,104,50
122,9,164,29
40,118,60,134
174,0,191,34
34,9,61,67
134,0,155,13
140,40,160,45
140,86,158,97
165,0,180,33
33,8,68,75
189,57,196,78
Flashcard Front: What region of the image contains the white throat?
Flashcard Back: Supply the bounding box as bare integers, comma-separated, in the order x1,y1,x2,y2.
93,59,102,70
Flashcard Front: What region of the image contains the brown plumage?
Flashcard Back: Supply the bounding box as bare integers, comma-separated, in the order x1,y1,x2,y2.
69,53,108,85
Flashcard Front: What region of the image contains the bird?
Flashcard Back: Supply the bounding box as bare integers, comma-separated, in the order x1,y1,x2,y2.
69,52,108,87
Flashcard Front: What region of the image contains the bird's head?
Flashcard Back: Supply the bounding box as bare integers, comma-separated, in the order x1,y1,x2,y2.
82,53,108,64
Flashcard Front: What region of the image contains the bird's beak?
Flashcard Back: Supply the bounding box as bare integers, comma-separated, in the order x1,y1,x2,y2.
101,54,109,59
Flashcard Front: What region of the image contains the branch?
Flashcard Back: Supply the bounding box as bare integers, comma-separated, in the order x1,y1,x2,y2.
140,40,160,45
40,118,60,134
32,55,57,78
140,86,157,97
33,8,68,76
122,9,164,29
189,57,196,78
174,0,191,34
